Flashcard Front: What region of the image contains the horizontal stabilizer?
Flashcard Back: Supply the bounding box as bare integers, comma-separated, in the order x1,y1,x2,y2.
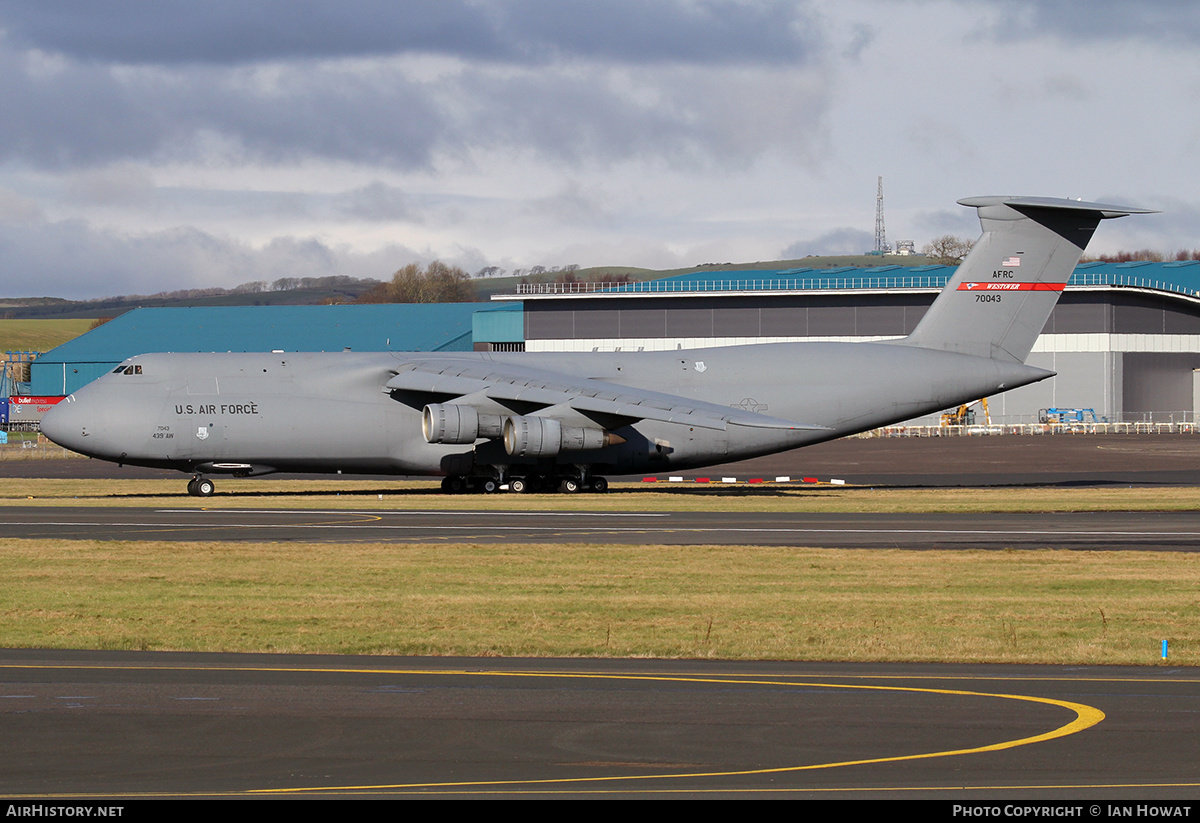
901,195,1155,363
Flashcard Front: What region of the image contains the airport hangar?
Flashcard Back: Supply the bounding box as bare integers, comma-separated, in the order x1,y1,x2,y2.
28,302,519,397
25,260,1200,426
493,260,1200,426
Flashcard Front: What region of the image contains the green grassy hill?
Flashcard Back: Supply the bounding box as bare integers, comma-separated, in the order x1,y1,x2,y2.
0,318,96,354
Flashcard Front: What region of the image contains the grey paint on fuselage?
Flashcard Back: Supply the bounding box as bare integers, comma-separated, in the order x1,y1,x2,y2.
40,195,1154,487
47,344,1046,476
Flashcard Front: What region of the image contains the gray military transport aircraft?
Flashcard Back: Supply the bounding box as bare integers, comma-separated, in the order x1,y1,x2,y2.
41,195,1151,496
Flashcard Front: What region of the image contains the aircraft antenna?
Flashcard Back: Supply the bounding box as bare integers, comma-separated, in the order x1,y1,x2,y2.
874,175,888,254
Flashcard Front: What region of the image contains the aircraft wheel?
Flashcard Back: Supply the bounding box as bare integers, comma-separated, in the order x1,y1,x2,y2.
559,478,580,493
509,477,528,494
195,478,215,497
186,479,198,496
479,478,499,494
441,476,467,494
589,476,608,493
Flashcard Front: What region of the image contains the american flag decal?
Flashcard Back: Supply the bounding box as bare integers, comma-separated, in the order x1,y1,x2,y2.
1002,256,1021,267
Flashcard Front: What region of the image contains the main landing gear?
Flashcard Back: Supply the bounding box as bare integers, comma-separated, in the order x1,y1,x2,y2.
440,476,501,494
438,474,609,494
554,476,608,494
186,476,215,497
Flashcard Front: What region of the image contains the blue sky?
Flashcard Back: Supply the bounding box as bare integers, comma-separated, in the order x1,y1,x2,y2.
1,0,1196,298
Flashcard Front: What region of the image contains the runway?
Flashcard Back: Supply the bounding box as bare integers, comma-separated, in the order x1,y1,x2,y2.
5,505,1200,550
8,432,1200,486
2,650,1198,799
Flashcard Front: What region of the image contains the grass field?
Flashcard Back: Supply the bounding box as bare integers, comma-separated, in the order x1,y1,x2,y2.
2,477,1196,665
0,318,94,353
1,538,1193,665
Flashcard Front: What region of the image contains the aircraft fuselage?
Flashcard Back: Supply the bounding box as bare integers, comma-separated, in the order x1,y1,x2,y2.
43,342,1048,479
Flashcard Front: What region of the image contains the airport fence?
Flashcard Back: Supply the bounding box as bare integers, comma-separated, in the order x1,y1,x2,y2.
514,270,1200,297
3,421,1198,463
858,422,1199,438
0,434,75,459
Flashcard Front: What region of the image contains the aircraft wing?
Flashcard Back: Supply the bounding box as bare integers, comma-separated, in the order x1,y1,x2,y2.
384,358,824,432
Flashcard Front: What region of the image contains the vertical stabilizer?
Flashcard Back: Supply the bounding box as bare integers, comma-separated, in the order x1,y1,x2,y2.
902,196,1154,363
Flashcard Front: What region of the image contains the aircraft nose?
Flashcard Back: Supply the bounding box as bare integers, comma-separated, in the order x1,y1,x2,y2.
39,396,88,452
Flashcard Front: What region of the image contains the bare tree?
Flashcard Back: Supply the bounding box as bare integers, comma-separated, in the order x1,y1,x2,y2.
356,261,475,304
922,235,974,266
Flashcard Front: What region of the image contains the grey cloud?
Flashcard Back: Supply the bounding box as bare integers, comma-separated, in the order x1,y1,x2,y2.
974,0,1200,44
0,0,820,66
781,227,873,258
337,182,415,222
456,65,832,168
65,165,156,206
0,39,833,171
0,217,423,299
524,182,613,226
0,186,44,222
0,0,504,65
495,0,818,66
911,208,979,240
841,23,875,61
1099,197,1200,254
0,52,445,168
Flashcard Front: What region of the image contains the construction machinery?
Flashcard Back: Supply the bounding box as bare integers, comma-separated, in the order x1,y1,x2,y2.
941,398,991,427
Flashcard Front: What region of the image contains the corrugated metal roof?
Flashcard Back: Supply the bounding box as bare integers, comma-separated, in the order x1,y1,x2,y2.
39,303,497,363
593,261,1200,296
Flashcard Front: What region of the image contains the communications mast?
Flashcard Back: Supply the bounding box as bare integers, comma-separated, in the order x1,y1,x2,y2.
874,175,889,254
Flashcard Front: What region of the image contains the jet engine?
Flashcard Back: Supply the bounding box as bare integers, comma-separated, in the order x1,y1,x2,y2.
422,403,503,445
502,415,621,457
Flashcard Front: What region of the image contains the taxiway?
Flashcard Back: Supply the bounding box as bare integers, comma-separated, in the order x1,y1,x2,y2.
2,650,1197,799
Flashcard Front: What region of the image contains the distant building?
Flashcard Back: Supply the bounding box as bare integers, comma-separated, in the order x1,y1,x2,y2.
28,262,1200,426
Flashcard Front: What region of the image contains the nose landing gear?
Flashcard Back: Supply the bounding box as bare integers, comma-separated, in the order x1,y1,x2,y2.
187,476,215,496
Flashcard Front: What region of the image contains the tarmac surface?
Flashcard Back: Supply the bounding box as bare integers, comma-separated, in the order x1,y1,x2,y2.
2,650,1198,799
7,432,1200,486
6,505,1200,550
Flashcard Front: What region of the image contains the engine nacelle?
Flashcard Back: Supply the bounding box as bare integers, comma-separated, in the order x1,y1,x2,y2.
502,415,614,457
422,403,502,444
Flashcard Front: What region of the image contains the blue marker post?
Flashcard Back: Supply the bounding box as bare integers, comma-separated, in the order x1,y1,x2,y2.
1162,639,1169,659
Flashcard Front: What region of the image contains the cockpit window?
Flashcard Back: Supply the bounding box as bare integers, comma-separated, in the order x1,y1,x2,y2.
112,365,143,375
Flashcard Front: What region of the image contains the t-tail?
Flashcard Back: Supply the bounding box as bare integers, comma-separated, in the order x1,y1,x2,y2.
901,196,1156,363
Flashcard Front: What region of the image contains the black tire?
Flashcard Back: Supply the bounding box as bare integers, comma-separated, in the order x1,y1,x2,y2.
510,477,527,494
480,478,498,494
589,476,608,493
195,478,215,496
186,479,198,496
560,478,580,493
